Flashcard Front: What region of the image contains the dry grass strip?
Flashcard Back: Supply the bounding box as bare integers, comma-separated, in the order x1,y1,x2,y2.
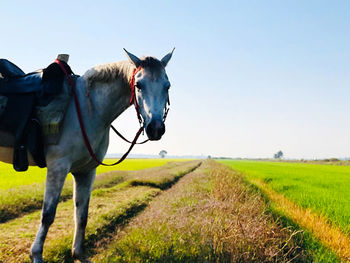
252,179,350,262
93,160,303,262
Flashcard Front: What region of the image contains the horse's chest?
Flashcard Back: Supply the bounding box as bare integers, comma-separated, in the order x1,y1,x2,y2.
65,131,109,173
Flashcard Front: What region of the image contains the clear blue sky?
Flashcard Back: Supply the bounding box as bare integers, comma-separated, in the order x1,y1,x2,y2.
2,1,350,159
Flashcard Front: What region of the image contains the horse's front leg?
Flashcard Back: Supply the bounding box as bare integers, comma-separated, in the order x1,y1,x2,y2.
72,169,96,261
30,161,69,263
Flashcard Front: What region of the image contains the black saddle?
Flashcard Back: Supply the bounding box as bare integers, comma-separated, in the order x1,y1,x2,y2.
0,59,25,78
0,59,73,171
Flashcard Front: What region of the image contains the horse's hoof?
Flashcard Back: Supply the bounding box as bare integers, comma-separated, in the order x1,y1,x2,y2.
72,248,91,263
30,254,45,263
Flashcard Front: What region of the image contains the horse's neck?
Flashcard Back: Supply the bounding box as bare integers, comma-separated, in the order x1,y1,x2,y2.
82,61,135,129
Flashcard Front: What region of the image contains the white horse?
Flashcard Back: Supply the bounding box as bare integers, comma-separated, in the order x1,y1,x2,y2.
0,49,174,262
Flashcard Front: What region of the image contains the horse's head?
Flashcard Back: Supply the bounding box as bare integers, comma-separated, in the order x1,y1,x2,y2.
124,48,174,141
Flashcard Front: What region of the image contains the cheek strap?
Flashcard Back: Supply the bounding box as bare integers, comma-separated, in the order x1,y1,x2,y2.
130,66,143,125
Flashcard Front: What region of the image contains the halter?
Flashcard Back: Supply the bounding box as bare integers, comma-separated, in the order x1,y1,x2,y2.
55,60,169,166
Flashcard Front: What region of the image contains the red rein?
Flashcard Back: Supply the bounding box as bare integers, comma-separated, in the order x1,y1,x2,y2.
55,59,145,166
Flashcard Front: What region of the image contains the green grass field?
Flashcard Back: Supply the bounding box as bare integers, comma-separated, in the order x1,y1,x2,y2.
0,159,187,190
219,160,350,235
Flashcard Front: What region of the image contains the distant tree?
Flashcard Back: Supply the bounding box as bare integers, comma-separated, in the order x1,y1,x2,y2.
207,155,211,159
159,150,167,158
274,151,283,159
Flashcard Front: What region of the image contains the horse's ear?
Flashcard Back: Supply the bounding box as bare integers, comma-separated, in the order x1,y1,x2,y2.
161,47,175,67
123,48,141,67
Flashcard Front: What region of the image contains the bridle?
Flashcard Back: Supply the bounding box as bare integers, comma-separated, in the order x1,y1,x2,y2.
128,66,170,124
55,59,169,166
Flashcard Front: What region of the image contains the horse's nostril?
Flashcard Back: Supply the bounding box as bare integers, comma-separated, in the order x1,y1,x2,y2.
155,120,165,134
146,119,165,140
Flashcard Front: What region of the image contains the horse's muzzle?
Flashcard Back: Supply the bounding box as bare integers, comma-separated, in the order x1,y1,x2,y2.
146,119,165,141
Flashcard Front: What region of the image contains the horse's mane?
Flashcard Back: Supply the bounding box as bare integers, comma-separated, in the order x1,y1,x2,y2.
83,57,164,90
83,61,132,90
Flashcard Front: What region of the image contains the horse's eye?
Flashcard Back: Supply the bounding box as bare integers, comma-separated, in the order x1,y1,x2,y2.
135,83,142,91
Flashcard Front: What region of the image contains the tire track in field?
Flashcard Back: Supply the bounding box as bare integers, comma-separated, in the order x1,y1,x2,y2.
0,161,201,263
0,161,197,223
0,171,126,223
252,179,350,262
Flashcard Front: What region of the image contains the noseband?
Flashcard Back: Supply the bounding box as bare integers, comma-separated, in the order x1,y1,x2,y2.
56,60,169,166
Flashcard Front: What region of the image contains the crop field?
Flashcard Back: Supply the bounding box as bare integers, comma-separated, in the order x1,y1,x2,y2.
0,159,186,190
220,160,350,262
1,158,348,262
